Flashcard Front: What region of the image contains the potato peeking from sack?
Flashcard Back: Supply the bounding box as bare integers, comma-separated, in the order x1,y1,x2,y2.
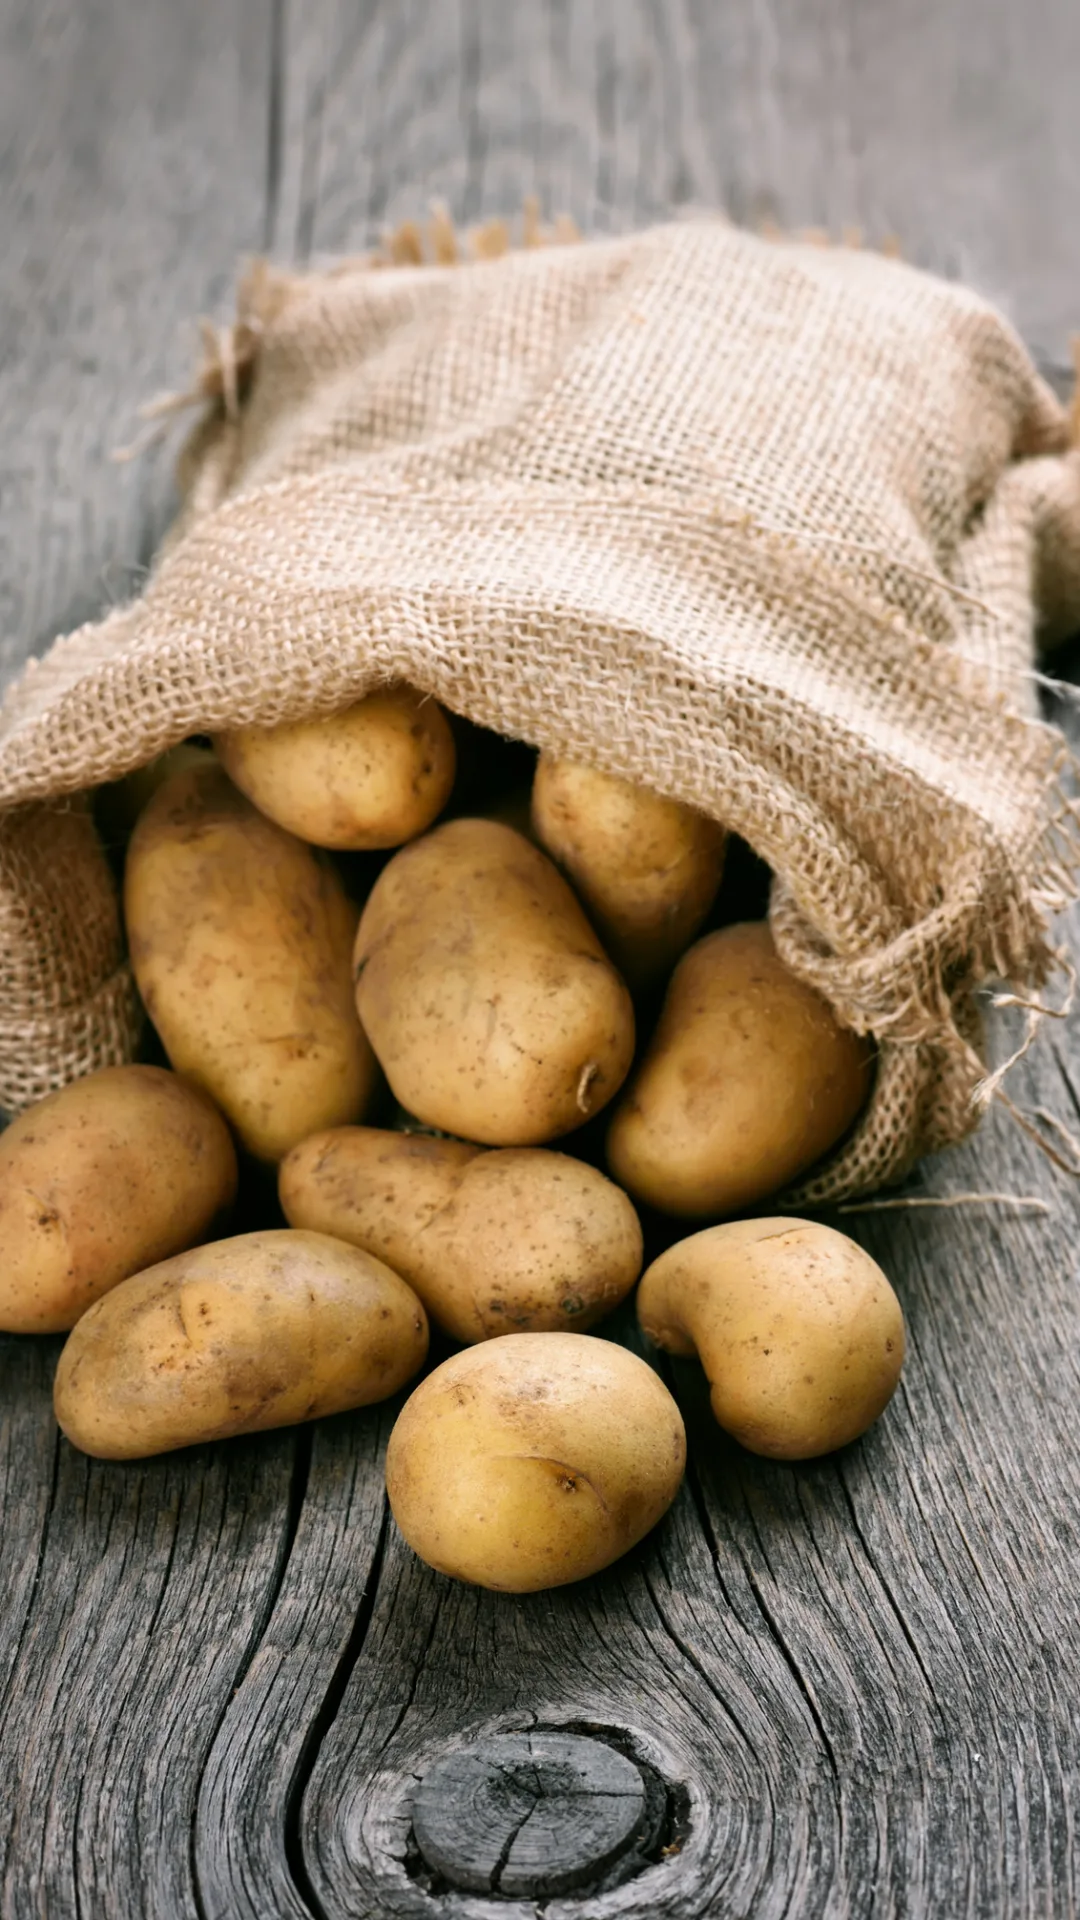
214,685,456,851
353,818,636,1145
531,756,726,988
0,1066,237,1334
607,922,872,1216
638,1219,905,1458
124,763,377,1162
279,1127,643,1343
386,1333,686,1590
53,1230,429,1460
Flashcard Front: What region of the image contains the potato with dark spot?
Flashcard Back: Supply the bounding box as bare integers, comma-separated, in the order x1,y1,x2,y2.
386,1333,685,1590
353,818,635,1145
215,686,456,850
280,1127,643,1343
0,1066,237,1334
638,1218,904,1458
531,756,726,988
125,763,377,1162
54,1229,429,1459
607,922,872,1217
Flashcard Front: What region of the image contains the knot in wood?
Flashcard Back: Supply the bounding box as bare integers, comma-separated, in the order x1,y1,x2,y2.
411,1731,648,1898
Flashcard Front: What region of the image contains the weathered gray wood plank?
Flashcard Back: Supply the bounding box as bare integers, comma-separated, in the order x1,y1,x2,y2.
192,1411,392,1920
2,1,1080,1917
277,0,1080,376
0,1338,301,1920
0,0,276,677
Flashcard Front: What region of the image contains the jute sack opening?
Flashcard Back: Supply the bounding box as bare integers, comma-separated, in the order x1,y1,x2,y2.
2,215,1080,1201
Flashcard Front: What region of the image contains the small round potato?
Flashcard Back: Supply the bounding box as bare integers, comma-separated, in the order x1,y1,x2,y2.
638,1218,905,1458
607,922,872,1216
280,1127,643,1343
54,1229,429,1460
386,1333,686,1591
125,764,377,1162
0,1066,237,1335
354,818,635,1145
532,757,726,988
214,686,456,850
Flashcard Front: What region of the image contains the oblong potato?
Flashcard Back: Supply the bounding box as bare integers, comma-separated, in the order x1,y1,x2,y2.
531,756,726,987
607,922,871,1216
280,1127,643,1343
638,1218,905,1458
125,764,377,1162
354,818,635,1145
386,1333,686,1590
0,1066,237,1334
214,686,456,851
54,1229,429,1459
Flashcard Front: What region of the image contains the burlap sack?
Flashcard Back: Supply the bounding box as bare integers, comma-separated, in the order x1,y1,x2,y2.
2,215,1080,1200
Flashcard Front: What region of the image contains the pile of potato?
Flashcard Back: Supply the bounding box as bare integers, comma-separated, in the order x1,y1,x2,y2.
0,686,905,1593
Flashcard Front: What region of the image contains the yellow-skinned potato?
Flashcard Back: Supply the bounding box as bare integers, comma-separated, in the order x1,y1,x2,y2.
214,686,456,851
386,1333,685,1590
280,1127,643,1343
532,757,726,987
638,1218,904,1458
125,764,377,1162
354,819,635,1145
54,1229,429,1460
0,1066,237,1335
607,923,871,1216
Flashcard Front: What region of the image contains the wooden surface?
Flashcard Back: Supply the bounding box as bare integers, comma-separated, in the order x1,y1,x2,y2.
2,3,1080,1915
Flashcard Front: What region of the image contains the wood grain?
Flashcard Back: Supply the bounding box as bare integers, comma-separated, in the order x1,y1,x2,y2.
0,0,275,681
2,1,1080,1916
409,1732,652,1897
278,0,1080,377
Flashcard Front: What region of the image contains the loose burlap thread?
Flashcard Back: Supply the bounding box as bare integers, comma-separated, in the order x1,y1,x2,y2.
2,214,1080,1200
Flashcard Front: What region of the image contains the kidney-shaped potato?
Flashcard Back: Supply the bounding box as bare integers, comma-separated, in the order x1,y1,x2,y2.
386,1332,686,1591
0,1065,237,1335
638,1218,905,1458
54,1229,429,1459
125,764,377,1162
280,1127,643,1343
354,818,635,1145
607,922,871,1217
215,685,456,851
531,756,726,988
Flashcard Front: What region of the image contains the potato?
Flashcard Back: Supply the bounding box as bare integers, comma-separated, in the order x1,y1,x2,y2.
532,757,726,988
386,1333,685,1590
125,763,377,1162
607,922,871,1216
0,1066,237,1335
214,686,456,851
638,1218,904,1458
54,1229,429,1460
280,1127,643,1343
354,818,635,1145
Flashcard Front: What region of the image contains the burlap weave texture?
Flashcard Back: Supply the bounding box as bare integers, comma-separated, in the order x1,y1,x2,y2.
2,217,1079,1198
